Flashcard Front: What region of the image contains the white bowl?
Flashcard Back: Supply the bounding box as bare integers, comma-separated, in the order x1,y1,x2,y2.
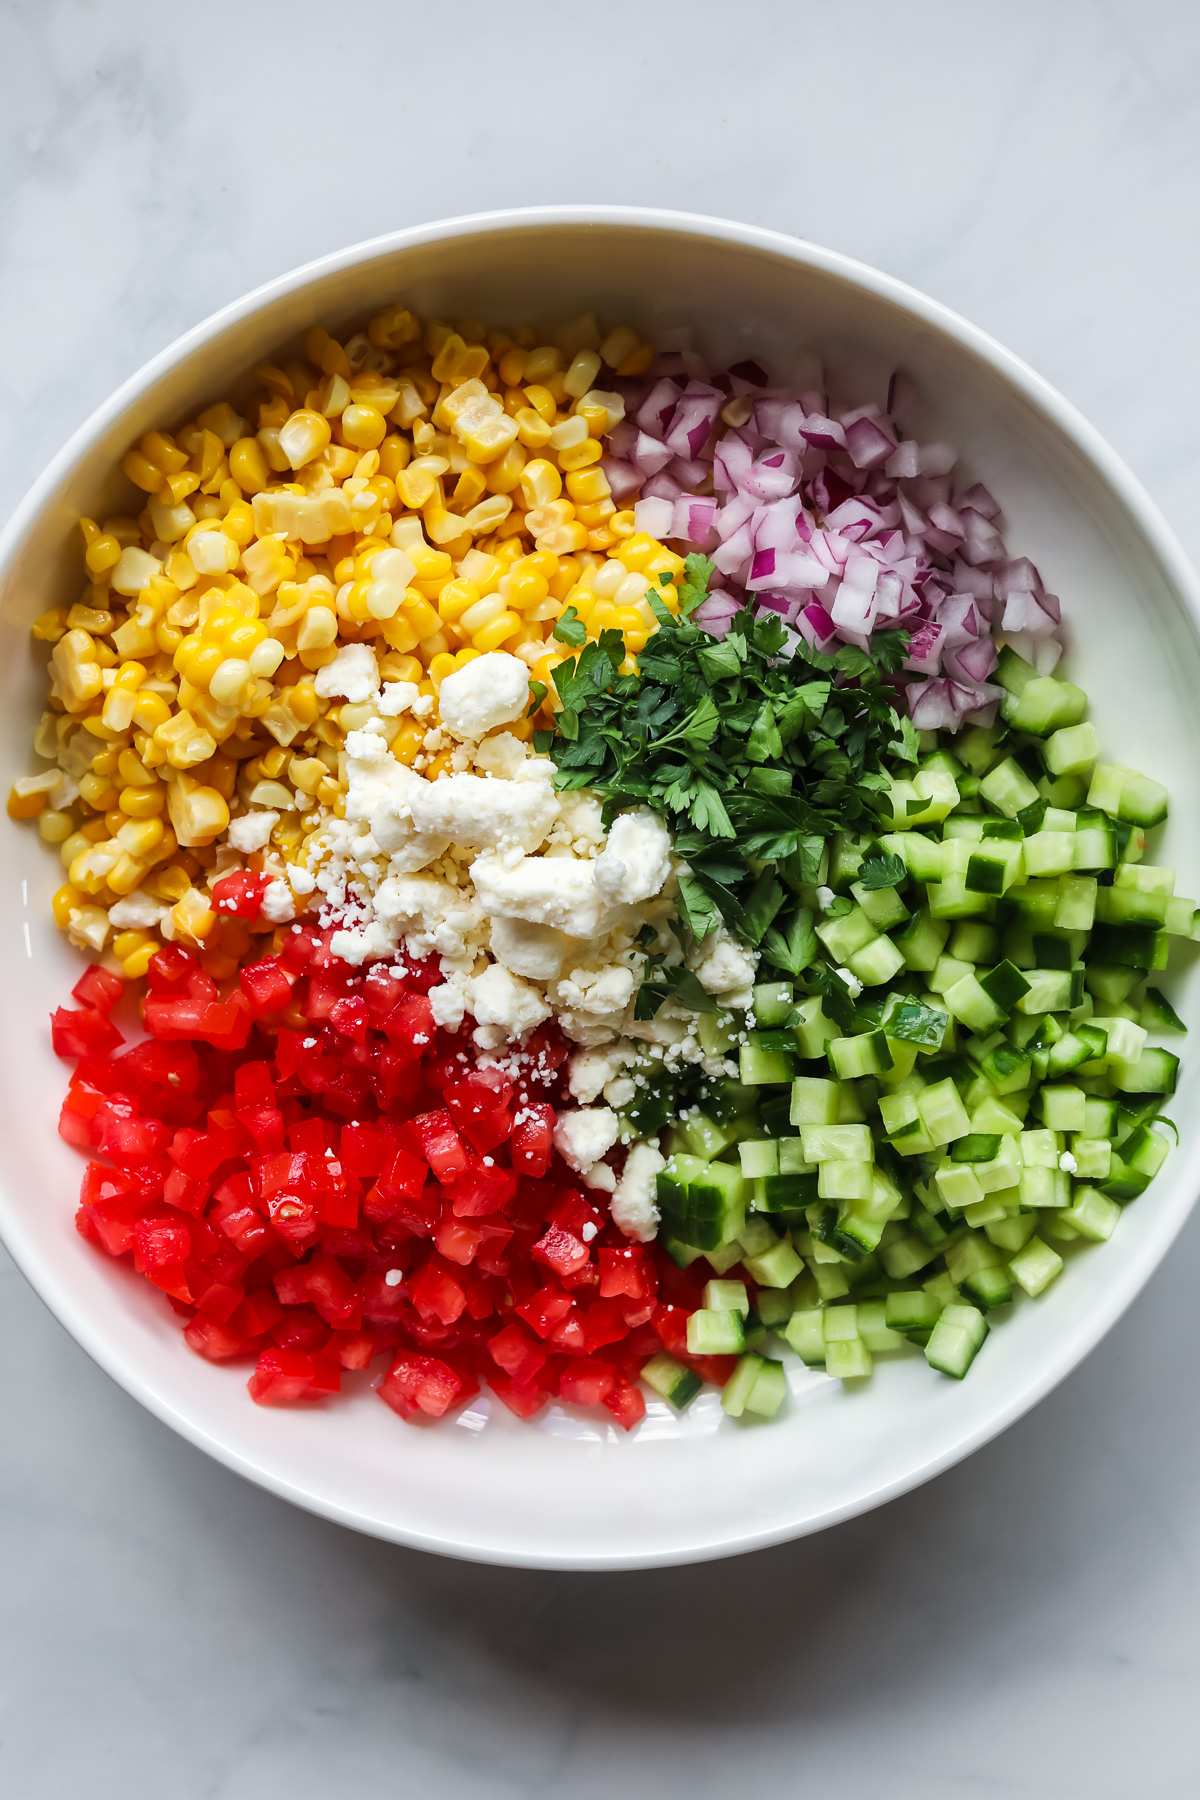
2,207,1198,1570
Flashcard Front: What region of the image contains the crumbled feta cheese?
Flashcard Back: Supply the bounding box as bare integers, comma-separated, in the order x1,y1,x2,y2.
108,891,166,930
580,1221,598,1242
582,1163,617,1192
835,965,864,998
437,651,529,738
472,847,609,937
468,964,551,1049
610,1141,665,1242
552,1106,620,1177
489,914,574,981
690,926,758,1007
473,732,529,780
555,791,606,846
1059,1150,1078,1174
384,1268,403,1287
816,885,835,910
568,1042,634,1104
260,879,296,923
378,680,420,716
289,865,316,895
428,980,468,1032
593,809,673,908
407,769,558,854
314,642,380,703
227,810,279,853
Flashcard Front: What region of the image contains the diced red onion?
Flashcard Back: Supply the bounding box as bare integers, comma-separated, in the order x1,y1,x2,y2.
672,495,718,545
633,496,675,538
600,459,642,505
635,379,682,436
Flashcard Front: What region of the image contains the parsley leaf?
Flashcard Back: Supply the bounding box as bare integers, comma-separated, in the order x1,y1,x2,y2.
856,849,907,891
676,874,722,943
552,605,587,647
760,907,816,977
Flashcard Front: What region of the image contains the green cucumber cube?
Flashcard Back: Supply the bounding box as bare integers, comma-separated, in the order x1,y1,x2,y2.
1008,1235,1064,1296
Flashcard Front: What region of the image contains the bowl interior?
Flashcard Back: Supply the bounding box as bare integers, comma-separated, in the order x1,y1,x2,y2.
2,213,1198,1568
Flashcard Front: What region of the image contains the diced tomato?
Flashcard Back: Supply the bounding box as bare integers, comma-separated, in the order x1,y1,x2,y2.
71,965,126,1014
385,994,436,1057
147,944,197,992
559,1358,617,1407
412,1110,470,1181
248,1346,341,1404
51,1005,123,1060
531,1223,591,1280
509,1102,555,1176
377,1351,464,1420
240,956,294,1016
184,1316,253,1361
515,1287,574,1340
211,869,270,920
409,1255,467,1326
488,1322,547,1385
598,1244,655,1300
444,1072,514,1153
602,1380,646,1431
486,1370,547,1420
444,1158,517,1218
330,995,369,1041
581,1297,630,1353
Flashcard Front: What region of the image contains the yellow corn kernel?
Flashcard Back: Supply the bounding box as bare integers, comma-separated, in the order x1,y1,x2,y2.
522,384,557,424
69,840,120,893
32,607,70,643
105,852,147,895
424,748,455,780
565,467,612,506
118,781,166,819
167,776,229,848
222,501,256,550
304,327,351,380
296,605,339,654
289,755,326,795
115,815,165,857
339,403,387,450
458,592,507,636
388,718,425,765
379,652,423,687
563,350,602,400
459,411,519,466
123,449,164,493
368,305,420,350
436,580,480,626
289,679,321,726
473,611,521,652
524,347,563,384
84,533,122,576
78,770,119,810
112,928,151,960
425,654,457,690
227,436,269,495
99,686,135,733
401,592,441,639
152,710,217,770
278,409,332,469
430,333,490,386
514,407,553,451
453,466,488,511
7,781,48,820
484,442,527,497
104,805,127,837
558,437,602,472
617,342,655,377
48,630,103,712
207,658,253,707
38,809,75,844
506,566,551,611
498,347,527,387
599,326,640,369
141,430,188,475
519,460,562,508
378,434,411,481
120,939,159,979
52,882,86,927
170,886,218,944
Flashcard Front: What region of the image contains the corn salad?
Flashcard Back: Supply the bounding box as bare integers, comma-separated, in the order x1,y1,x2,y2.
11,306,689,983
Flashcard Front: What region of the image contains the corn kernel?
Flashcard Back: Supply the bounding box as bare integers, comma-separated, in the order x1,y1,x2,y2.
278,409,332,469
296,605,338,653
519,460,562,508
38,809,75,844
617,342,655,377
208,658,253,707
558,437,602,472
167,776,229,847
389,718,425,764
107,853,148,895
116,815,165,857
117,777,166,817
289,756,326,795
566,467,612,506
473,611,521,652
340,403,387,450
121,940,159,979
32,608,70,643
153,710,218,770
7,780,48,819
171,886,217,943
425,748,455,780
524,347,563,384
123,449,164,493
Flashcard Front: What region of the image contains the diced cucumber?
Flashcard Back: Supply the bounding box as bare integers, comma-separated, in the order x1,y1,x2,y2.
752,981,794,1027
894,908,951,972
1038,1084,1087,1131
916,1077,972,1147
1088,763,1169,828
828,1032,893,1080
784,1308,827,1365
1044,720,1098,776
686,1308,746,1356
1109,1046,1178,1095
847,934,906,987
1008,1235,1064,1296
740,1044,797,1086
790,1077,841,1127
885,1289,942,1341
924,1303,989,1377
1061,1187,1121,1242
740,1139,779,1179
817,1159,874,1202
792,995,840,1059
742,1237,805,1288
816,906,878,961
800,1122,873,1162
980,757,1041,817
1140,986,1186,1034
855,1299,908,1354
641,1353,703,1409
1071,1136,1112,1180
851,881,910,932
703,1279,750,1316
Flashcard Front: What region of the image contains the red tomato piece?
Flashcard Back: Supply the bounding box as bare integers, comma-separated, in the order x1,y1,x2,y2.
71,965,126,1014
377,1351,464,1420
413,1110,470,1181
515,1287,574,1340
51,1005,123,1060
486,1370,548,1420
559,1358,617,1407
488,1322,547,1386
184,1316,253,1361
385,994,436,1057
239,956,294,1016
531,1222,591,1280
248,1347,341,1404
509,1102,555,1177
409,1255,467,1326
211,869,270,920
598,1244,655,1300
602,1381,646,1431
444,1072,514,1153
329,995,369,1041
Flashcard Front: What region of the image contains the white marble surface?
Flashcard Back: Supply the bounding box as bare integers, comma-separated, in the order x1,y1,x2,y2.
3,1,1200,1793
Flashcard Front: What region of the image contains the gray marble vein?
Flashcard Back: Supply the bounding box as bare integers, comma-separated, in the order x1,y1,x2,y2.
3,1,1200,1794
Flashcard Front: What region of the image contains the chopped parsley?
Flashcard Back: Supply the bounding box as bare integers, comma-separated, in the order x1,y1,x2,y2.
541,555,915,988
